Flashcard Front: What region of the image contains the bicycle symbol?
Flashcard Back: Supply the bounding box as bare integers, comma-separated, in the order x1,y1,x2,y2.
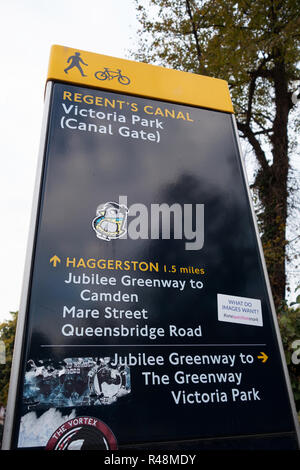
94,68,131,85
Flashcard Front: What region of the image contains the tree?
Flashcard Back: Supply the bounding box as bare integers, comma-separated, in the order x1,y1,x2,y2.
133,0,300,309
277,293,300,413
0,312,17,406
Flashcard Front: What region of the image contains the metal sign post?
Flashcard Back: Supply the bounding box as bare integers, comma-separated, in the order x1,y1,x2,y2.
3,45,299,450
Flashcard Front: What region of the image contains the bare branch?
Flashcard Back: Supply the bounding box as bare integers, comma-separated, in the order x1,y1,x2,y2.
237,120,270,172
185,0,202,70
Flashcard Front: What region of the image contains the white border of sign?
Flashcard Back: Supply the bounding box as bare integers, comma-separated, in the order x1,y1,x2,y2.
2,83,53,449
231,114,300,446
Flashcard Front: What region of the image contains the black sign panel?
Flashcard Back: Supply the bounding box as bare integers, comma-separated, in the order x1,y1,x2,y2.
11,82,298,449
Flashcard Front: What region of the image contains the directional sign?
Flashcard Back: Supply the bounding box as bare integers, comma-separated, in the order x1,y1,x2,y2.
257,352,268,363
3,45,299,450
49,255,61,267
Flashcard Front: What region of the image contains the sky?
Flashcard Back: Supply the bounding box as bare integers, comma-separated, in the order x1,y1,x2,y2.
0,0,139,322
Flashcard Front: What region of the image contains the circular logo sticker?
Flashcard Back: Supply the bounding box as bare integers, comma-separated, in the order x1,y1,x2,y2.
45,416,118,450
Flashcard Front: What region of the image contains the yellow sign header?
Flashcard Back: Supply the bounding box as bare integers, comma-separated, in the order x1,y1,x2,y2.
47,45,234,114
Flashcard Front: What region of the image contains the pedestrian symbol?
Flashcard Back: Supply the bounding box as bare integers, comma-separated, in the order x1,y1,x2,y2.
64,52,88,77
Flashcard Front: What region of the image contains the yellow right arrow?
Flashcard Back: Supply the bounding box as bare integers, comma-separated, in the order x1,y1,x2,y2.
257,352,268,363
50,255,61,267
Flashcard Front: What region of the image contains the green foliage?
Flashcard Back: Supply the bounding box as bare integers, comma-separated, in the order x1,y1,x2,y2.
0,312,17,406
277,294,300,413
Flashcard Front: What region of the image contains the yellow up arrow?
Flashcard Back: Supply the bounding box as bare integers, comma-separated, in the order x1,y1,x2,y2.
257,352,268,363
50,255,61,267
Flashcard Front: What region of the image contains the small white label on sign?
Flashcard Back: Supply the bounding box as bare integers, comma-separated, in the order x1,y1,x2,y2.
217,294,263,327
